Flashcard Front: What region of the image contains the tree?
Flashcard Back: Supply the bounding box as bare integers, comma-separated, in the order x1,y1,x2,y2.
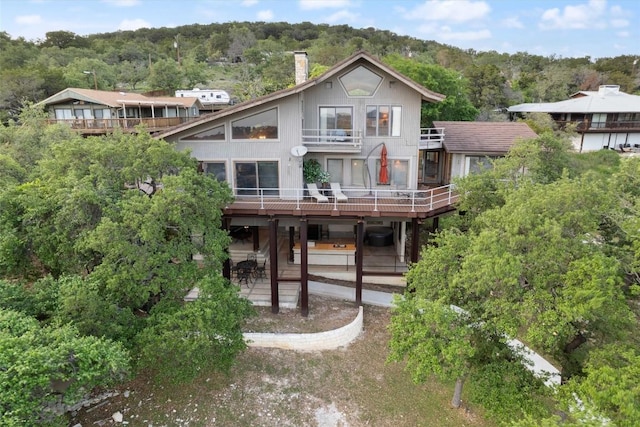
148,58,182,92
383,54,478,125
0,308,129,426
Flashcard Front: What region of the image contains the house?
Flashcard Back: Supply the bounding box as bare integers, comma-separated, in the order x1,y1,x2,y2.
157,50,460,315
508,85,640,152
432,121,538,183
35,88,204,135
175,88,232,111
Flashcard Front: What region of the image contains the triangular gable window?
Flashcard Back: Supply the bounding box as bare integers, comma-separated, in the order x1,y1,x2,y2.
339,65,383,96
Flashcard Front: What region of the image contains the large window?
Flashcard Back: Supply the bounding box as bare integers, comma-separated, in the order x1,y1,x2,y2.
377,159,408,186
350,159,365,187
202,162,226,182
466,156,499,175
183,124,225,141
366,105,401,137
320,107,352,139
339,65,383,96
234,161,279,195
327,159,344,184
590,113,607,129
232,108,278,140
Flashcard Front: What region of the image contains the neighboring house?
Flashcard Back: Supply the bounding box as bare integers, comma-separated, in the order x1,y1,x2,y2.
432,121,538,183
35,88,204,135
175,88,232,111
157,50,460,314
508,85,640,152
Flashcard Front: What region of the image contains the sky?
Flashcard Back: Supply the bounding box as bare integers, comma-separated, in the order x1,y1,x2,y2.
1,0,638,60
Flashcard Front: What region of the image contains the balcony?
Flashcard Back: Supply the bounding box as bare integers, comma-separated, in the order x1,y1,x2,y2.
302,129,363,153
45,117,199,134
418,127,445,149
223,185,458,219
556,120,640,133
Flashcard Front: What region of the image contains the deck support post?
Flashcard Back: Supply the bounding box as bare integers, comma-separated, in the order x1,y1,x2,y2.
288,226,295,262
355,218,364,305
252,226,260,252
410,217,422,264
300,217,309,317
269,217,279,314
222,217,231,280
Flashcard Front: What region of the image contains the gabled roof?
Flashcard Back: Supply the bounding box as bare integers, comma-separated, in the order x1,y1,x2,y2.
156,50,446,139
35,88,203,109
434,121,537,154
508,85,640,114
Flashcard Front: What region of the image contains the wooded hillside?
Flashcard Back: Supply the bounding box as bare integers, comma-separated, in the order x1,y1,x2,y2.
1,21,639,123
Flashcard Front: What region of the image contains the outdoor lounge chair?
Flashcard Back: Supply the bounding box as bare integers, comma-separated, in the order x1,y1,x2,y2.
306,183,329,203
330,182,348,202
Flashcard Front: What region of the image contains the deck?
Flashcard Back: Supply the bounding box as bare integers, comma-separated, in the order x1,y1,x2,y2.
224,185,459,219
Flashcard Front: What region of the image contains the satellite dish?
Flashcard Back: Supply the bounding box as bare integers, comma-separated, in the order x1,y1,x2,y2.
290,145,308,157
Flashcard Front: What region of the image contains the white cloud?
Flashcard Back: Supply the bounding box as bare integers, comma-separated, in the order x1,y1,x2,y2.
616,31,629,37
241,0,258,6
257,9,274,20
539,0,607,30
299,0,352,11
101,0,140,6
118,18,150,31
16,15,43,25
610,18,628,28
325,10,358,23
502,16,524,29
405,0,491,22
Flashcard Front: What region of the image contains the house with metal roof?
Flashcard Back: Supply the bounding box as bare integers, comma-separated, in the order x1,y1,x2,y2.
508,85,640,152
35,88,204,135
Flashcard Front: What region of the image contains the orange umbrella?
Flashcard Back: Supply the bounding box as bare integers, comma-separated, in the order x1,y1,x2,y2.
379,144,389,184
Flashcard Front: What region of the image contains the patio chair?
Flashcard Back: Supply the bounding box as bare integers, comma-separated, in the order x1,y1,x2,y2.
255,260,267,280
237,268,253,287
306,183,329,203
330,182,348,202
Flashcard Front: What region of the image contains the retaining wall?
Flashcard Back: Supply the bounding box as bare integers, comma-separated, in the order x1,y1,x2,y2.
243,306,363,350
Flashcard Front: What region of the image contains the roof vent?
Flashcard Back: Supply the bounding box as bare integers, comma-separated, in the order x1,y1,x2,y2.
598,85,620,96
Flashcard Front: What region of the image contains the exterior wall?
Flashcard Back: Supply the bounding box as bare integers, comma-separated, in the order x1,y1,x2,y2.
171,61,426,193
301,64,423,190
173,95,303,191
579,132,640,152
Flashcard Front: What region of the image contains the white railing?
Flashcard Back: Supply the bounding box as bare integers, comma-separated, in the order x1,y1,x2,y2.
230,185,458,213
301,129,363,152
419,127,445,149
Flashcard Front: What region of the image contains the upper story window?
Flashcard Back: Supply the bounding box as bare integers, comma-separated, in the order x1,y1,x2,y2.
339,66,382,97
366,105,401,137
320,107,352,139
183,124,225,141
590,113,607,129
232,108,278,140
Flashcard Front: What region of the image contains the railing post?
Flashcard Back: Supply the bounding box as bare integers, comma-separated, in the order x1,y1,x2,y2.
411,191,416,212
373,190,378,211
259,189,265,209
296,187,301,210
429,188,434,210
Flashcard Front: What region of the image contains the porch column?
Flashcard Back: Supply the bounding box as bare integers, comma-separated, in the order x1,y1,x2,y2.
355,219,364,305
410,218,422,264
269,217,279,314
252,226,260,252
431,217,439,233
222,217,231,280
399,221,407,263
300,218,309,317
288,226,295,262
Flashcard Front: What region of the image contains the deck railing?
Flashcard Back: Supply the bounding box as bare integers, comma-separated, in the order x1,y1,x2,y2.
418,127,445,149
45,117,198,132
229,184,458,213
301,129,363,152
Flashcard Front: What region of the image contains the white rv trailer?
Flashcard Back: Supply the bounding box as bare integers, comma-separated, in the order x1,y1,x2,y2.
175,88,231,109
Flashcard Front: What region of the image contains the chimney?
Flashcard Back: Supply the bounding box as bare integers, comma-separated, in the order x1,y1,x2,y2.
598,85,620,96
294,51,308,85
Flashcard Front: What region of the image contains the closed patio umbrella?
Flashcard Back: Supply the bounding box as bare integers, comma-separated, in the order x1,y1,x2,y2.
379,143,389,184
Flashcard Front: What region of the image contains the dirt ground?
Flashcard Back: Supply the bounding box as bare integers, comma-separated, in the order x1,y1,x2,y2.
68,292,492,427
